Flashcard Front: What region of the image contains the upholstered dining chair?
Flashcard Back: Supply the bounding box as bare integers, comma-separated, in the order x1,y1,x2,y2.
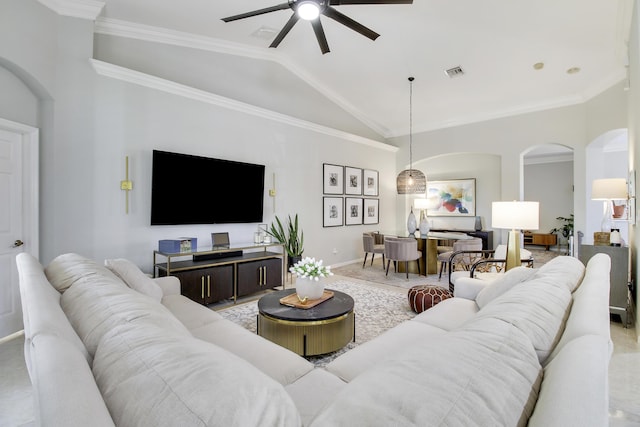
437,237,483,279
384,237,422,279
362,232,385,268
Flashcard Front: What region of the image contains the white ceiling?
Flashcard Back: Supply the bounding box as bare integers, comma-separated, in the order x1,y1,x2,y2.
96,0,632,139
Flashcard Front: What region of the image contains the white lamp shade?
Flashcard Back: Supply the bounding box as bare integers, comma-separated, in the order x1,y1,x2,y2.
591,178,627,200
491,201,539,230
297,1,320,20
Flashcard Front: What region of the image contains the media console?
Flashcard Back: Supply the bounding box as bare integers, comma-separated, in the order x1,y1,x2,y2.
153,242,286,305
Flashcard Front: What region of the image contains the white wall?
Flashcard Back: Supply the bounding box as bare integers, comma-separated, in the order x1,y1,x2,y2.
0,0,398,272
524,161,573,239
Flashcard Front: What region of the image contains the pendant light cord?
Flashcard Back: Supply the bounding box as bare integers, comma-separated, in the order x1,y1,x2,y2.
408,76,414,177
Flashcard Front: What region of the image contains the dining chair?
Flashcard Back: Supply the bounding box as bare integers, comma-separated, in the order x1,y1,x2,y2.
362,232,385,268
384,237,421,279
437,237,483,279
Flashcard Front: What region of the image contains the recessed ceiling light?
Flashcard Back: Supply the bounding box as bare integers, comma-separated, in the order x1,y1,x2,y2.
533,62,544,70
567,67,581,75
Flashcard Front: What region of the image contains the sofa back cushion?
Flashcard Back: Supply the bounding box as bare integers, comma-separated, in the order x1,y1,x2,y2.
473,277,572,364
311,317,541,427
57,255,189,356
93,323,301,427
533,255,585,292
104,258,163,302
16,253,93,367
45,253,120,293
475,266,537,308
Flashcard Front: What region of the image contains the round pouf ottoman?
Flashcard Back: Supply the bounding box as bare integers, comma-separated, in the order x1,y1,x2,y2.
408,285,453,313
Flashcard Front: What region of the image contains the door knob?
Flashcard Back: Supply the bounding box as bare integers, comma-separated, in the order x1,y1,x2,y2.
12,240,24,248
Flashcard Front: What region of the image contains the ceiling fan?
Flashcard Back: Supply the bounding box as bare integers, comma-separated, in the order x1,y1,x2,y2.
221,0,413,54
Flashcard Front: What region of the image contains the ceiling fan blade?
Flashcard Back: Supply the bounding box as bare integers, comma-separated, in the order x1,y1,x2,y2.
329,0,413,4
311,19,330,54
221,3,291,23
322,7,380,41
269,13,300,48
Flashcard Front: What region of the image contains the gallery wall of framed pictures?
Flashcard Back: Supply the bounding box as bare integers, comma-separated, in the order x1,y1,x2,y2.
323,163,379,227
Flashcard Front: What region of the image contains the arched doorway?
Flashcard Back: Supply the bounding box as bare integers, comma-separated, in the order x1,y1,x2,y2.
522,144,574,253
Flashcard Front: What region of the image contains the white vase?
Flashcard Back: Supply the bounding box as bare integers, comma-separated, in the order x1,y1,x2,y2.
407,208,417,236
419,209,429,237
295,277,325,300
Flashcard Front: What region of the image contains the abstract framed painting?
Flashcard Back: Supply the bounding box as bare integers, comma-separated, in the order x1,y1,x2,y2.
345,166,363,195
323,163,344,195
426,178,476,216
345,197,363,225
323,197,343,227
363,169,379,196
363,198,379,224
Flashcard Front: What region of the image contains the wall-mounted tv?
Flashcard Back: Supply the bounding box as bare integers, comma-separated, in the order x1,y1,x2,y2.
151,150,265,225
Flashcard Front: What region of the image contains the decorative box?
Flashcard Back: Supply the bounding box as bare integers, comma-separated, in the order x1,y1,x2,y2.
159,238,197,253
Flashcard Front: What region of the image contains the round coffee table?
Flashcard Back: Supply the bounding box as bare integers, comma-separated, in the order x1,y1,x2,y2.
257,288,355,356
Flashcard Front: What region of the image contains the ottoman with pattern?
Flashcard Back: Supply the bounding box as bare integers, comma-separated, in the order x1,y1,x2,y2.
408,285,453,313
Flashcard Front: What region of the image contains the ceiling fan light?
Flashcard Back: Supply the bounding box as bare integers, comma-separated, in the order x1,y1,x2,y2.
297,1,320,20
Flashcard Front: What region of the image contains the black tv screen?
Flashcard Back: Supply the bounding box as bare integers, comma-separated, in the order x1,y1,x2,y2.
151,150,265,225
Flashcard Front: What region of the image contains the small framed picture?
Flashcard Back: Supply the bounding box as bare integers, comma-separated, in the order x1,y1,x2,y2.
323,197,343,227
363,199,379,224
345,166,363,195
323,163,344,195
345,197,363,225
363,169,379,196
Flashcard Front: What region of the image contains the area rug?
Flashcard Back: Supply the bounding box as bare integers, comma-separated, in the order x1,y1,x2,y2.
217,278,416,367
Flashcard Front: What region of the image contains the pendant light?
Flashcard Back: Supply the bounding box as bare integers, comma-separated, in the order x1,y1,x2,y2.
396,77,427,194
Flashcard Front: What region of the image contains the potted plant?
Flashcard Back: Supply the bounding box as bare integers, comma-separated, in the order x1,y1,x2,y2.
267,214,304,266
290,257,332,301
549,214,574,241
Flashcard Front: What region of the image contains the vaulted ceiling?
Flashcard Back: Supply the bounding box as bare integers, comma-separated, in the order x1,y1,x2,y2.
72,0,635,138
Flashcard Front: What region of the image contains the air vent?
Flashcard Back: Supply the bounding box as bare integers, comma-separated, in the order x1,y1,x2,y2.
251,26,278,40
445,66,465,78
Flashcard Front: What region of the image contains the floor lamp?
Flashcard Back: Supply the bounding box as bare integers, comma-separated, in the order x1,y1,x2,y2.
492,201,540,271
591,178,627,232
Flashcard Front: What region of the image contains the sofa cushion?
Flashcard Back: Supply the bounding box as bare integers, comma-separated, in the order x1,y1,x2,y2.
285,368,347,426
547,253,612,363
528,335,610,427
312,318,542,427
475,266,537,308
326,320,447,382
16,253,92,366
93,323,301,427
61,271,189,357
104,258,163,302
29,333,115,427
45,253,120,293
411,297,478,331
472,277,572,364
533,255,585,292
162,294,226,330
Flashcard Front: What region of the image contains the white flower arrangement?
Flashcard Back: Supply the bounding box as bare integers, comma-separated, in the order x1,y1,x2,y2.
289,256,333,281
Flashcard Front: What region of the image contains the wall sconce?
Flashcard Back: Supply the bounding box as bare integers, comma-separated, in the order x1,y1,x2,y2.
120,156,133,214
492,201,539,271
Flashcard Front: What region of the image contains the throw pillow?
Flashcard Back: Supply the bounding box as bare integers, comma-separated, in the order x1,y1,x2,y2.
104,258,163,302
476,266,537,308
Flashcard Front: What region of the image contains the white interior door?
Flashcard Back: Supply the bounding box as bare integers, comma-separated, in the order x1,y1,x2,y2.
0,119,38,338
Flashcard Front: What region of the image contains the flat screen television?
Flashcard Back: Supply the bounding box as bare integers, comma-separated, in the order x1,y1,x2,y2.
151,150,265,225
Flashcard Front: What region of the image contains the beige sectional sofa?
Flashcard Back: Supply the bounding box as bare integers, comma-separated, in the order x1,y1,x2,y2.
17,251,612,426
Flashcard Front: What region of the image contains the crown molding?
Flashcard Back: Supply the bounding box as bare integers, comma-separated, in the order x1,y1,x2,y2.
38,0,105,20
90,59,396,153
93,18,389,138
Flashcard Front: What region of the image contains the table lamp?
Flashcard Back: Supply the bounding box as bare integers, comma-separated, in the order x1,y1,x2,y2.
591,178,627,232
491,201,539,271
